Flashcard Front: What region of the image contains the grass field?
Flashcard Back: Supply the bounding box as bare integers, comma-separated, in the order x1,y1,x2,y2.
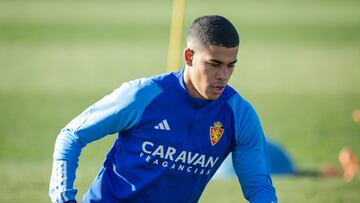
1,0,360,202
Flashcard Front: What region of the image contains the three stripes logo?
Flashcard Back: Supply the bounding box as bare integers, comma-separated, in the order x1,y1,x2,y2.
154,119,171,131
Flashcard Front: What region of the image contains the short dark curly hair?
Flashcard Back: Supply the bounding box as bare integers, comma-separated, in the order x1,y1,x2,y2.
186,15,239,49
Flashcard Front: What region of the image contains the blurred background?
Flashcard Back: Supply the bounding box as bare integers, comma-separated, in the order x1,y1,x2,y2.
0,0,359,202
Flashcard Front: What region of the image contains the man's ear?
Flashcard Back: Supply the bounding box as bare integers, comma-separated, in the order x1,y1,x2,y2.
184,48,194,66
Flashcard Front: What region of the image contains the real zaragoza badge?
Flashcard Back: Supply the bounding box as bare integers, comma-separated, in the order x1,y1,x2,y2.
210,121,224,146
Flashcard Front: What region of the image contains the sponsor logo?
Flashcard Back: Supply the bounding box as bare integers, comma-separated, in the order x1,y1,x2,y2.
210,121,224,146
139,141,219,175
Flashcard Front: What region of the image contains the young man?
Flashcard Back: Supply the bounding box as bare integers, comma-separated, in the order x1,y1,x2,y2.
49,15,277,203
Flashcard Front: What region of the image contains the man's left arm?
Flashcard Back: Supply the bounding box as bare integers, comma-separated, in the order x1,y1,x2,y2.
228,96,277,203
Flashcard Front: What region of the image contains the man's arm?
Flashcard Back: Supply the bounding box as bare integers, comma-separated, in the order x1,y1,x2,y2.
228,94,277,203
49,79,163,203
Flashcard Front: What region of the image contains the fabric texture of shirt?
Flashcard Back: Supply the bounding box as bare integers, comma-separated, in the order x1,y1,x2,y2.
49,69,277,203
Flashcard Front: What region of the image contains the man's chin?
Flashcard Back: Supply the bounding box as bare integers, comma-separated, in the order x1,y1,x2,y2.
205,93,222,101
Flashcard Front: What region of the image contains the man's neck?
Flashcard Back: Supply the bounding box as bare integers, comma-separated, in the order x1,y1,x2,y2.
183,66,204,99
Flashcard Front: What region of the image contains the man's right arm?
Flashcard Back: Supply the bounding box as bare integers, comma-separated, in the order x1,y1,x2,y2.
49,78,163,203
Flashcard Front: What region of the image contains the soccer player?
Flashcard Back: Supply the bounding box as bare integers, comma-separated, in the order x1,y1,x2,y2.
49,15,277,203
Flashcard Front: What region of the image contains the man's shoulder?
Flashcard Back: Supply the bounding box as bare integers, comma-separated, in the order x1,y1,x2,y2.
223,85,243,103
149,71,179,89
112,72,178,101
111,77,162,102
223,85,253,112
122,72,176,89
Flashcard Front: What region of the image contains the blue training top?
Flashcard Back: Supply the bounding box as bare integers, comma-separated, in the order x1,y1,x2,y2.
49,70,277,203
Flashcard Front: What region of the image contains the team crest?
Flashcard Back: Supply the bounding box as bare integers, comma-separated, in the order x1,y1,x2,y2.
210,121,224,146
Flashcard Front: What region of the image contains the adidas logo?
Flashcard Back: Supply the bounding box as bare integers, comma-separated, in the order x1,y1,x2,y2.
154,119,171,131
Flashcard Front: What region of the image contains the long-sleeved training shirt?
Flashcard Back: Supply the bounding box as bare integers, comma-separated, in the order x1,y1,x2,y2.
49,69,277,203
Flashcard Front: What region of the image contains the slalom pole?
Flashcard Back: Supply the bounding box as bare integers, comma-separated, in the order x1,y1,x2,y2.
167,0,186,72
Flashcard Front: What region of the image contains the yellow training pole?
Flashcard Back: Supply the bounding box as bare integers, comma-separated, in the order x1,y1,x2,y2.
167,0,186,72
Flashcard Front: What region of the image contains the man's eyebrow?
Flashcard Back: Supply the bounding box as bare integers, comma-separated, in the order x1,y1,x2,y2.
209,59,238,64
229,60,238,64
209,59,223,64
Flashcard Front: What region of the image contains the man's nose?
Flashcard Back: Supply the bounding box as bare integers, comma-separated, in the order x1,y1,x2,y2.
216,67,229,81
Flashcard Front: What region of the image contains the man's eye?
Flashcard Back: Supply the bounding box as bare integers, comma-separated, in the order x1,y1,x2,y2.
210,63,221,67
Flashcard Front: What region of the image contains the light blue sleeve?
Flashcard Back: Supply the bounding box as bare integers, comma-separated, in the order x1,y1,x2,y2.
227,94,277,203
49,78,163,203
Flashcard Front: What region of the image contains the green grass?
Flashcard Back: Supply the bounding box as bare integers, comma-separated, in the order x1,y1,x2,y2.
0,0,360,202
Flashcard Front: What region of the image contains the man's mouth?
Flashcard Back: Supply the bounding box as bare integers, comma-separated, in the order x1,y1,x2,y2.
212,85,225,94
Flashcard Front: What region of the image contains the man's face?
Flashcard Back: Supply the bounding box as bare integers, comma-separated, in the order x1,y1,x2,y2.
186,45,238,100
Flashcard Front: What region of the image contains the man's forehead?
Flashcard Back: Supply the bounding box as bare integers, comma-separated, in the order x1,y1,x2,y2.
202,45,238,63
